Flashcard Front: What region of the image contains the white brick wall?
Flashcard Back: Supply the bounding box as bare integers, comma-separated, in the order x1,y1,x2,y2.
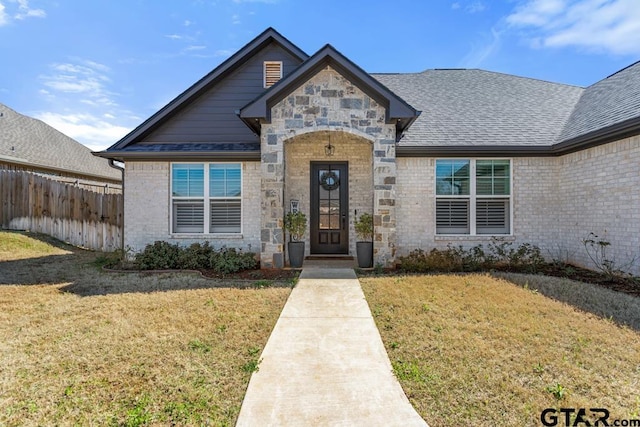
556,136,640,275
124,161,261,255
396,137,640,275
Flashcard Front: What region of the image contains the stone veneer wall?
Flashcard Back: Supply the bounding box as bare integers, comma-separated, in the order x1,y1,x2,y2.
284,131,373,258
396,136,640,275
259,66,398,267
124,161,261,254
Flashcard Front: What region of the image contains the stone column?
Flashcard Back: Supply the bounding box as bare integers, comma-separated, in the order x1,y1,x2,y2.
260,127,285,268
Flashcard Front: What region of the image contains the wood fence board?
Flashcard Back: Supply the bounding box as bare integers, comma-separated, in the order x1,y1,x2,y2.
0,170,123,252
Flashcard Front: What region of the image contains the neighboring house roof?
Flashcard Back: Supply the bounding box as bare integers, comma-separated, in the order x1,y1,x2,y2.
0,103,121,182
240,44,420,139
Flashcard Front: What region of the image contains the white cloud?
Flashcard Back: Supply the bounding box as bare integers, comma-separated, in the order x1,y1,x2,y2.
232,0,278,3
232,13,241,24
214,49,234,57
35,112,132,151
185,45,206,51
507,0,640,55
451,1,486,13
467,1,486,13
0,0,45,24
0,3,9,26
460,27,503,67
40,60,116,104
12,0,45,20
165,34,183,40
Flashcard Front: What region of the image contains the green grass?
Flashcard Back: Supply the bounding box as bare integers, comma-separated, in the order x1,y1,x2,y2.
0,231,291,426
361,273,640,427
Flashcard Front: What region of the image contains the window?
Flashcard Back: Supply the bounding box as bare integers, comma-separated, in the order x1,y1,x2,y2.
172,163,242,234
264,61,282,88
435,159,510,235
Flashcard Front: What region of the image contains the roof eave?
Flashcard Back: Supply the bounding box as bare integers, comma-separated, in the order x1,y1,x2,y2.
552,116,640,155
92,150,261,162
396,145,555,157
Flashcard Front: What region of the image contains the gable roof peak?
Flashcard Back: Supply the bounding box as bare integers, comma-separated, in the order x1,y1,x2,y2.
99,27,308,154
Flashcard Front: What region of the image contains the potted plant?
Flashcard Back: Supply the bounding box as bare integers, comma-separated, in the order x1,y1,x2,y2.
284,211,307,268
355,212,374,268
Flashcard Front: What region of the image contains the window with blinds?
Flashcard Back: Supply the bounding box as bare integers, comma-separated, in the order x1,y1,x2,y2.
171,163,242,234
264,61,282,88
435,159,511,235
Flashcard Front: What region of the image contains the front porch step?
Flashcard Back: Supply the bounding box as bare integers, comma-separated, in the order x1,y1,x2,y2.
305,255,354,261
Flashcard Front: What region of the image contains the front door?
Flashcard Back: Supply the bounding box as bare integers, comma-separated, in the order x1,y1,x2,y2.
310,162,349,254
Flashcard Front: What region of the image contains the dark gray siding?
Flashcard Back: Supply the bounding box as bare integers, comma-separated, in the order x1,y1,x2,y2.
141,42,302,144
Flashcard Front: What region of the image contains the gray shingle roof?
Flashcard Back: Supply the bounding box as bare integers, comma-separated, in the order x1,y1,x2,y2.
559,61,640,143
374,69,584,147
0,103,121,182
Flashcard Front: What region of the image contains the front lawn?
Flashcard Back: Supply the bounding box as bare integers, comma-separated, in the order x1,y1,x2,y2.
361,273,640,427
0,231,292,426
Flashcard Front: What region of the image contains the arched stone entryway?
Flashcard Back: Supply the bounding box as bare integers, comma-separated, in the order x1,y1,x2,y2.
284,130,373,259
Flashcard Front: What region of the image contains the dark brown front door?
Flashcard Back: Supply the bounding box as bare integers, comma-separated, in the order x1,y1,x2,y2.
310,162,349,254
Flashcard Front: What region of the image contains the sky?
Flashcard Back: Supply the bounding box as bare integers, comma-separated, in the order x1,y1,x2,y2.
1,0,639,152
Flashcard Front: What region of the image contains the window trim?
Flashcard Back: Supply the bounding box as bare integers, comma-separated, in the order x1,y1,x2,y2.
263,61,283,88
435,158,513,236
170,162,243,235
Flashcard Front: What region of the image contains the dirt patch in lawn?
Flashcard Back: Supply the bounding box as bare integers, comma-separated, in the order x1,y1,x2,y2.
0,231,291,426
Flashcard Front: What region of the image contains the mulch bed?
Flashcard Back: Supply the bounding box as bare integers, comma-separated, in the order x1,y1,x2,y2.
538,263,640,297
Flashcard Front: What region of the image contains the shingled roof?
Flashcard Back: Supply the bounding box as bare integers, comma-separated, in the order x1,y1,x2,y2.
373,69,584,148
0,103,121,182
558,60,640,146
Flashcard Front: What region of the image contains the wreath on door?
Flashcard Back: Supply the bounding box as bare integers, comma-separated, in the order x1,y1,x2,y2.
320,171,340,191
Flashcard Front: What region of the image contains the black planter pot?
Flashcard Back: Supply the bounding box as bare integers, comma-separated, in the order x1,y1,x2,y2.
288,241,305,268
356,241,373,268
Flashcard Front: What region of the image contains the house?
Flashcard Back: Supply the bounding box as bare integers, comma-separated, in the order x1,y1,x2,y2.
95,28,640,273
1,103,122,189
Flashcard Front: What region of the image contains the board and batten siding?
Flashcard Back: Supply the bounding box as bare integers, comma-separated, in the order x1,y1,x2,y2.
141,42,304,144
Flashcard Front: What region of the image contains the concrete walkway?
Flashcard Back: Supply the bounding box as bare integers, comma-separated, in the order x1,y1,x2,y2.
236,268,428,426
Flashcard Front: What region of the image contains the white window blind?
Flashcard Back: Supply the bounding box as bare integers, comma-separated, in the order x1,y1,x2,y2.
435,159,511,235
171,163,242,234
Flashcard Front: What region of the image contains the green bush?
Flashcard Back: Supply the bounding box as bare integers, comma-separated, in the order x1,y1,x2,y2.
135,241,257,273
135,241,181,270
209,247,258,275
178,242,215,270
398,240,544,274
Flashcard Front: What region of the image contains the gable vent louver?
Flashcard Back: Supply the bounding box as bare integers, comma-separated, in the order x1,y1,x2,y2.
264,61,283,88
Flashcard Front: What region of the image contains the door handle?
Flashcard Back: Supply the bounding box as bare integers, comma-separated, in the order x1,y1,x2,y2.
342,214,346,230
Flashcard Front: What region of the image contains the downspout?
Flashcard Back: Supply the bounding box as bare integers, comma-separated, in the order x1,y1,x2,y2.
108,159,125,252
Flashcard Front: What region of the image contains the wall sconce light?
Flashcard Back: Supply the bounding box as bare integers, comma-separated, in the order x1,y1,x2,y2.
324,133,335,156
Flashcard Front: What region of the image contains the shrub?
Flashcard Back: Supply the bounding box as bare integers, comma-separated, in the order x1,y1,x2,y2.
284,211,307,242
209,247,258,275
135,241,181,270
398,240,545,274
178,242,215,270
488,239,545,273
354,213,374,241
135,241,257,274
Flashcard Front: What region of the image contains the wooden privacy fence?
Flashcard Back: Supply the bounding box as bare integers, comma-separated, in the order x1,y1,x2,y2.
0,170,123,252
